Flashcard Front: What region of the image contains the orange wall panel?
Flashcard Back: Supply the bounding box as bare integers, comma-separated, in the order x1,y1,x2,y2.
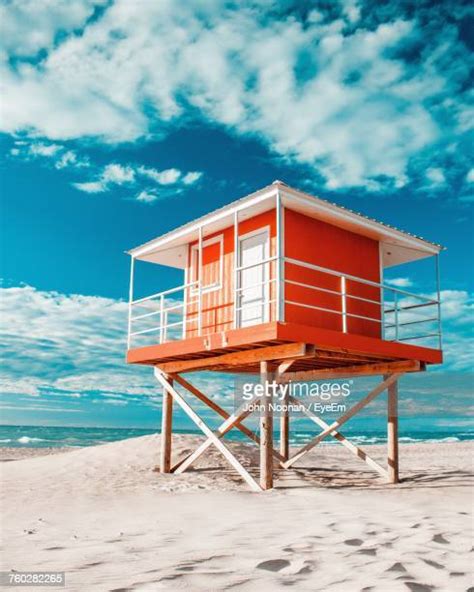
284,209,381,338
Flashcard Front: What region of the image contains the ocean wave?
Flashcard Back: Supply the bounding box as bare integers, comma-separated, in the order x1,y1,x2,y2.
0,439,12,443
17,436,46,444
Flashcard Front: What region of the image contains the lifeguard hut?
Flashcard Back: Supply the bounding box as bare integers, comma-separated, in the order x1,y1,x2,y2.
126,181,443,491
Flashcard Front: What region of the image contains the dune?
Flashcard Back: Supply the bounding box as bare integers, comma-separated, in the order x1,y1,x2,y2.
1,435,472,591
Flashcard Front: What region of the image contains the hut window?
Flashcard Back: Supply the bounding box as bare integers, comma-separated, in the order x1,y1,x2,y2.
190,234,224,293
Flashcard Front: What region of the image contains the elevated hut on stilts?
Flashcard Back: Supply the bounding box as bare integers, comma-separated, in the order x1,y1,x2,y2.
126,181,443,491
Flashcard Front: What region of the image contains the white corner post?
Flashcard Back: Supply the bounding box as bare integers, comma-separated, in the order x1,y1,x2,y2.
276,190,285,322
127,256,135,349
386,374,399,484
160,376,173,473
341,276,347,333
260,360,273,490
233,210,239,329
182,248,189,339
379,242,385,340
198,226,203,337
435,253,442,350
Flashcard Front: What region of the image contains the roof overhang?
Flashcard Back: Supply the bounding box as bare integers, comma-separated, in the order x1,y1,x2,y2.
129,182,443,269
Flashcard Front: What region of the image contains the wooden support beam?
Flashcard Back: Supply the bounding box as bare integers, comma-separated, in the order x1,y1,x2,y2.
283,373,402,469
160,378,173,473
171,373,255,442
280,359,420,383
174,402,254,474
387,375,399,484
276,360,294,463
170,373,285,468
154,368,261,492
280,391,290,462
260,361,273,490
288,395,388,479
158,342,312,374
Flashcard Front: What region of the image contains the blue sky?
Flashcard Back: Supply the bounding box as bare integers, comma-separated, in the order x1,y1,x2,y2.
0,0,473,429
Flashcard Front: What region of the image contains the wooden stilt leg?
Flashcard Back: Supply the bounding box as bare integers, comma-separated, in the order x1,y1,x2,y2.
387,376,399,484
260,361,273,490
280,391,289,462
160,378,173,473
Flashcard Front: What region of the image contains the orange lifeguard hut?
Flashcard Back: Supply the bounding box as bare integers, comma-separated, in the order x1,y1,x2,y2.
126,181,443,491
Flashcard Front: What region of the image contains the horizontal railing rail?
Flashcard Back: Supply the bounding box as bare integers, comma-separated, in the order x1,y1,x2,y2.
283,256,441,348
127,255,441,350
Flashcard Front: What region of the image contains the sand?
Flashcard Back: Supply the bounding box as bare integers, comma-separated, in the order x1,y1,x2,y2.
1,435,473,591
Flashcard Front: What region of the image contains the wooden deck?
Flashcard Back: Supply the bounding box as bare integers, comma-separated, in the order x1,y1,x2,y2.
127,321,442,374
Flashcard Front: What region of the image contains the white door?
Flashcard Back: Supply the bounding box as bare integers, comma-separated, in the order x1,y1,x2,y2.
238,229,269,328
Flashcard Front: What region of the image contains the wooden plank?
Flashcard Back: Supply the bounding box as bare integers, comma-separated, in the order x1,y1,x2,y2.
277,360,293,462
174,403,254,474
128,321,279,365
159,342,311,374
283,373,402,469
276,322,443,365
288,395,388,479
387,375,399,484
279,394,290,461
260,361,273,490
170,373,285,466
160,379,173,473
280,359,420,382
171,374,256,442
154,369,262,492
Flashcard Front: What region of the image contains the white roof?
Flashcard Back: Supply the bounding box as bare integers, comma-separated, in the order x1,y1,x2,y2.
128,181,443,269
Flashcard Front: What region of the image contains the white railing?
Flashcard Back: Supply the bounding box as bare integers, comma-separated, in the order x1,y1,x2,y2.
283,257,441,349
127,257,442,350
128,281,199,349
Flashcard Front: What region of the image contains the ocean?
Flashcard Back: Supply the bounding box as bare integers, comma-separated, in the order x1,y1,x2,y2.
0,419,472,449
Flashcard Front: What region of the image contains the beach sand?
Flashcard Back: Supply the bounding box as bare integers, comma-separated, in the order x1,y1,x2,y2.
1,435,472,591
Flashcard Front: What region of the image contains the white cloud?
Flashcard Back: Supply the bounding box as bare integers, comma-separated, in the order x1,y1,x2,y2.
72,162,201,197
55,150,87,169
0,0,106,57
439,289,474,325
136,190,158,203
182,171,203,185
8,141,203,199
29,142,63,157
138,166,181,185
1,1,471,191
343,0,361,24
102,163,135,185
9,140,90,171
425,167,446,186
385,277,413,288
0,285,156,401
73,180,107,193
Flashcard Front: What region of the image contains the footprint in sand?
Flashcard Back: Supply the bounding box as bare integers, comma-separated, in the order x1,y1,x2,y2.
282,543,313,553
404,583,434,592
432,533,449,544
44,546,65,551
386,562,407,573
422,558,444,570
256,559,291,572
356,548,377,556
344,538,363,546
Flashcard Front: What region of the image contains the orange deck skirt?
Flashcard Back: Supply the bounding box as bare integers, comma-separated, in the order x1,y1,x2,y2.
127,321,442,367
